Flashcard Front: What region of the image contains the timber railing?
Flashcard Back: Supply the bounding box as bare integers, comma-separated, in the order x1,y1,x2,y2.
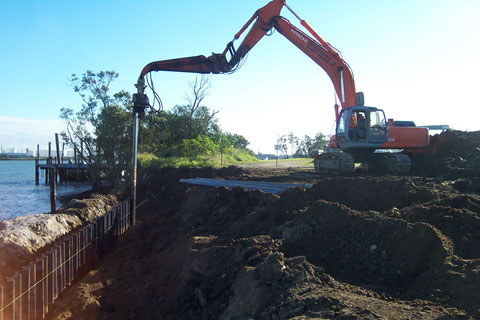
0,199,131,320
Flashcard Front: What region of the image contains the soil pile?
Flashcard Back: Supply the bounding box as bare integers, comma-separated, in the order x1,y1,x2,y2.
411,130,480,187
47,170,480,319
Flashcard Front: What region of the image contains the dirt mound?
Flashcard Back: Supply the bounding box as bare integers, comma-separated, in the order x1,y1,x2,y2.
46,170,479,319
411,130,480,186
137,165,245,203
0,193,118,281
0,213,82,280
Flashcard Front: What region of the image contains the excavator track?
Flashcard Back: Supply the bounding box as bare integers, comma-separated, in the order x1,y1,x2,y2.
365,153,412,174
384,153,411,174
314,152,354,175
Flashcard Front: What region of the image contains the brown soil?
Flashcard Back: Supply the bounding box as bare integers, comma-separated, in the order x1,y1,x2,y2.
410,130,480,191
45,130,480,320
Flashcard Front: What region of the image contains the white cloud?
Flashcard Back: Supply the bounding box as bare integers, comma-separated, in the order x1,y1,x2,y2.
0,115,67,151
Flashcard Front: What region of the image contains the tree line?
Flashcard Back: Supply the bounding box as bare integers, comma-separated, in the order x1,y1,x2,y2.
60,70,330,186
60,71,251,186
276,132,329,158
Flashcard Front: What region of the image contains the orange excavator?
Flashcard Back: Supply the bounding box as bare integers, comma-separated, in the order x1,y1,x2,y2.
133,0,429,174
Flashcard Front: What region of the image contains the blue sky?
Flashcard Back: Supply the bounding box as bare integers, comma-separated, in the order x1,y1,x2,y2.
1,0,479,153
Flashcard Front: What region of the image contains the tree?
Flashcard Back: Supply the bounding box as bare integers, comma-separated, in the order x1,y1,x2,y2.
95,105,131,184
60,70,132,186
173,75,219,139
179,135,217,163
287,132,300,157
286,132,329,158
310,132,329,155
140,75,222,155
277,135,289,158
139,110,171,155
225,133,250,149
214,133,233,166
294,134,312,158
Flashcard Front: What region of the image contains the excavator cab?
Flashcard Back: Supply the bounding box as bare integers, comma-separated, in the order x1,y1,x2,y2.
335,106,388,151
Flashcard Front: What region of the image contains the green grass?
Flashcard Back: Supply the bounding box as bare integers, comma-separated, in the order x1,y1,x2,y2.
138,148,258,169
210,148,259,166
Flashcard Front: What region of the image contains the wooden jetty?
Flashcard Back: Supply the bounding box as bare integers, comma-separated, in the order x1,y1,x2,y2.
35,135,90,186
35,135,91,214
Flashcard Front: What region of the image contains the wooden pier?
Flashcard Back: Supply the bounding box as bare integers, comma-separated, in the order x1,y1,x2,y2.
34,137,90,186
35,136,91,214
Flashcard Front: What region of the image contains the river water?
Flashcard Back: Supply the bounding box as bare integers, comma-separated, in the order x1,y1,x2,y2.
0,160,91,220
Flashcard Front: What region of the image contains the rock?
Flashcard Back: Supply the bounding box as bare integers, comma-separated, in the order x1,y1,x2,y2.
62,193,118,222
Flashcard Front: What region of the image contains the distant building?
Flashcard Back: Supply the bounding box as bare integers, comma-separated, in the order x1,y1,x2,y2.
3,153,28,158
3,147,17,153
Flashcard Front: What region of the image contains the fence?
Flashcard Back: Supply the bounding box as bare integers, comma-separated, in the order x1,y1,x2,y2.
0,199,131,320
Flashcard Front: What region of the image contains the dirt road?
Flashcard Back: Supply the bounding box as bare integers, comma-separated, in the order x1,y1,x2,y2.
238,158,314,169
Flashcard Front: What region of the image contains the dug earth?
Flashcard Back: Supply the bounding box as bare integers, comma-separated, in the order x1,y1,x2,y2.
45,180,479,318
44,130,480,319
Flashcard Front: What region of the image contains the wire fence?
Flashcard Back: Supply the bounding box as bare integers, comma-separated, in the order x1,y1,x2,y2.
0,199,131,320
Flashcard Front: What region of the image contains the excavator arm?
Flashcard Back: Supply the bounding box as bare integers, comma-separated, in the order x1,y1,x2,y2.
138,0,285,78
135,0,360,120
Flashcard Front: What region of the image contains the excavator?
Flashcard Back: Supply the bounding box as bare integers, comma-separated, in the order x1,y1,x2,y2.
133,0,429,174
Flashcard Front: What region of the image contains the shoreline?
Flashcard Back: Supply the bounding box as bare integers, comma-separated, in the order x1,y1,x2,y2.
0,190,119,280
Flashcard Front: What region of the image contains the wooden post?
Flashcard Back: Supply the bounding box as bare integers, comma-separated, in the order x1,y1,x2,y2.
80,141,84,182
35,158,39,185
50,166,56,214
74,147,79,183
61,142,65,163
35,144,40,185
55,134,61,184
45,157,49,185
55,133,61,164
80,141,84,164
46,142,52,184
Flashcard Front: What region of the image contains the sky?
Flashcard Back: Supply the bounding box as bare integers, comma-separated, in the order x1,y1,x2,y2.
0,0,479,154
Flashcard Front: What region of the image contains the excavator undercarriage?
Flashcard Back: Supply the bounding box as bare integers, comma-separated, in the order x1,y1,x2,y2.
314,152,411,175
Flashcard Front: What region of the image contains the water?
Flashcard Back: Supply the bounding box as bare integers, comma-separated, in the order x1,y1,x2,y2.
0,160,91,220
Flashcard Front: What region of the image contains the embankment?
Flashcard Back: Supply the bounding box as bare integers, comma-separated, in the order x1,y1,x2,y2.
0,193,118,281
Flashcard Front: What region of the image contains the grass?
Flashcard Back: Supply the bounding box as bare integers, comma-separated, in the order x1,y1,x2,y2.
254,157,314,166
138,148,259,169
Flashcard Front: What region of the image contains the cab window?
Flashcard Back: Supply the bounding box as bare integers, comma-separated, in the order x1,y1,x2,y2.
337,111,348,134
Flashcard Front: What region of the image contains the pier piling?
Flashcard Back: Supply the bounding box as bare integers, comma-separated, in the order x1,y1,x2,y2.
50,167,56,214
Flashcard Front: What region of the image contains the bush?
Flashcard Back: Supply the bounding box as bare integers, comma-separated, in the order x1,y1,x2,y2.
179,135,217,162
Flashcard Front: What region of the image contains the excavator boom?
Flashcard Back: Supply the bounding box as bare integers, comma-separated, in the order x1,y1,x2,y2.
137,0,359,121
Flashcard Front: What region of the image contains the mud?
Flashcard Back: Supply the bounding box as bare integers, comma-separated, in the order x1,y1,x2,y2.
46,162,480,319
